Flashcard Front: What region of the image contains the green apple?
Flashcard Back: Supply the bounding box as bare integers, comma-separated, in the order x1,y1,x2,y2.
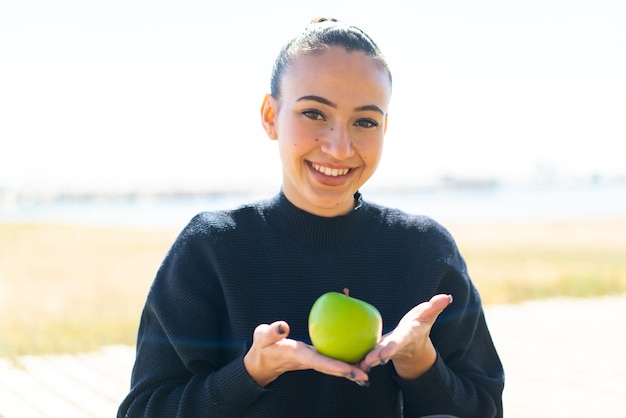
308,288,382,363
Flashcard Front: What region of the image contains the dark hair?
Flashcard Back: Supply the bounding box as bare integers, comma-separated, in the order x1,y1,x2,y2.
270,17,392,98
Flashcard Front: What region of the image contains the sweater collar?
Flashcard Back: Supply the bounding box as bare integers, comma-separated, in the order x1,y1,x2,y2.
262,190,381,250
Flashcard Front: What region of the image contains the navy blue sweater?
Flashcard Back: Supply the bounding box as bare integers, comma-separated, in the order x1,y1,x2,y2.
118,192,504,417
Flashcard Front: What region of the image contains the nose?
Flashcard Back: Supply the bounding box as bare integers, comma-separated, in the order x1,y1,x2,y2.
320,126,355,160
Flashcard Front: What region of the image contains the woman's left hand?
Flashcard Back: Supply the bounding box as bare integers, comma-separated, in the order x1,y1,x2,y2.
359,293,453,380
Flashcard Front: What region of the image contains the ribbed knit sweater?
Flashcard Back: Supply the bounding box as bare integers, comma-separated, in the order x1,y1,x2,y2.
118,191,504,417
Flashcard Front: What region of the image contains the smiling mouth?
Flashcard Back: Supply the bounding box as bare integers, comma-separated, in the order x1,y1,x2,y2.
311,163,351,177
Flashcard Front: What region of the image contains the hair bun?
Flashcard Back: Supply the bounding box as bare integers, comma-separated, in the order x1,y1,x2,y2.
311,17,339,24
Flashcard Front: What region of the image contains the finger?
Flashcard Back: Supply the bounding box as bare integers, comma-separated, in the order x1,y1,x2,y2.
422,293,453,321
274,320,290,338
401,293,453,325
305,350,369,383
253,321,291,347
299,343,368,382
358,348,390,372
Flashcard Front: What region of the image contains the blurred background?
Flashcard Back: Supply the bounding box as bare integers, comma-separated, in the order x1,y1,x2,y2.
1,2,625,416
1,0,625,225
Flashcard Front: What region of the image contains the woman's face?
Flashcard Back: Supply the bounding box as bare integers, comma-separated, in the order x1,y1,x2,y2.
261,47,391,217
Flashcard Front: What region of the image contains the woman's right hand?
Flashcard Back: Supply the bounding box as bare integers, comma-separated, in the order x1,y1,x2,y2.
243,320,369,387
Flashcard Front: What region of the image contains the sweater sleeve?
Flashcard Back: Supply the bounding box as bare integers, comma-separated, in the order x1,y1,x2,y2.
396,223,504,418
117,215,267,417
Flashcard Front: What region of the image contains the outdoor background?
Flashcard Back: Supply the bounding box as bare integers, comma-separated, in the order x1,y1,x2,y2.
1,3,626,416
2,0,625,198
1,0,625,356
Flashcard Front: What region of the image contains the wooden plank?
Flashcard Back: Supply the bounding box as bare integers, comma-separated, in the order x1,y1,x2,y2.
0,359,49,418
75,346,134,388
41,353,128,405
0,358,87,418
98,345,135,369
0,346,134,418
18,355,116,418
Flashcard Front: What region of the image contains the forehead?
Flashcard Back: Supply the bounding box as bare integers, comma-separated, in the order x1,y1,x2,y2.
280,47,391,107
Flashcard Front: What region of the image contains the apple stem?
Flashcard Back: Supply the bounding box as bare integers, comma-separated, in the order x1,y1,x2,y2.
343,288,350,297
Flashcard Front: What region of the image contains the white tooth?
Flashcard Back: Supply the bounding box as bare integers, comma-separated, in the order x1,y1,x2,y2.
312,164,349,176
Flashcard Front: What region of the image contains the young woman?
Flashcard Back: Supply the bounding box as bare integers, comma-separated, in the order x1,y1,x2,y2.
118,18,504,418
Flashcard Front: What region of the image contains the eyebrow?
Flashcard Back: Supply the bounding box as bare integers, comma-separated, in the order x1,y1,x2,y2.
297,95,385,115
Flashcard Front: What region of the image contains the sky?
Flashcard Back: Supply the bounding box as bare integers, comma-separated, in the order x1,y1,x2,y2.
1,0,625,196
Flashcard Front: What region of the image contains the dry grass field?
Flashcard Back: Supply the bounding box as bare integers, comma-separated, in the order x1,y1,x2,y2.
0,223,179,357
1,219,625,357
447,219,626,303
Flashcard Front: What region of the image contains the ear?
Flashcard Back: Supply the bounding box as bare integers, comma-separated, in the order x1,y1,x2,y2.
261,93,278,140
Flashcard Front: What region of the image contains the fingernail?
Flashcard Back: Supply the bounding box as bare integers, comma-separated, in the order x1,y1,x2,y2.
380,358,390,366
277,324,286,335
448,294,454,304
367,358,386,371
342,372,356,380
364,364,372,373
355,380,370,387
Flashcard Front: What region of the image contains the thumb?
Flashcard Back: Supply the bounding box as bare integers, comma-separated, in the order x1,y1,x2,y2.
274,320,290,338
253,320,290,347
428,294,453,316
402,294,453,325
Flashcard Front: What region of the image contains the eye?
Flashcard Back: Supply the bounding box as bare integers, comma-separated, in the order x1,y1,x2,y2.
302,109,326,121
354,118,379,128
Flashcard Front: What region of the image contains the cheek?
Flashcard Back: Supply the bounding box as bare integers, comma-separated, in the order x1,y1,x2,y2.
357,137,384,164
286,125,324,148
277,130,312,163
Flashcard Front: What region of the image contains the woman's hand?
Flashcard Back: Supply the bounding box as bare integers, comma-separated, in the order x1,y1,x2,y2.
243,321,369,387
359,294,453,380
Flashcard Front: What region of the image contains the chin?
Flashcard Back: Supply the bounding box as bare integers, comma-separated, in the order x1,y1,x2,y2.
312,193,357,214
